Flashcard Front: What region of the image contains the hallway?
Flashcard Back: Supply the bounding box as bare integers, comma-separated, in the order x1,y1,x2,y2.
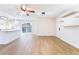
0,33,79,55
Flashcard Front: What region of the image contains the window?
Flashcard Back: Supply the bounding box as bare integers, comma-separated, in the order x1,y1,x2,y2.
22,23,32,33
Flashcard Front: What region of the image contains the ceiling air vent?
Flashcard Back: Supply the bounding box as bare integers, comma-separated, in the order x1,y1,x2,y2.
42,12,45,15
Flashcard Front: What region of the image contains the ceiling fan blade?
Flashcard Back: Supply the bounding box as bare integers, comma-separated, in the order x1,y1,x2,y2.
20,5,27,12
28,10,35,13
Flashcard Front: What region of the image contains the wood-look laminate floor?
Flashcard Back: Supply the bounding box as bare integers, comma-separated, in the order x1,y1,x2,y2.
0,33,79,55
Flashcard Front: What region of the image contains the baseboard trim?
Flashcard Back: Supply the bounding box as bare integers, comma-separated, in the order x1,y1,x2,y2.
55,35,79,49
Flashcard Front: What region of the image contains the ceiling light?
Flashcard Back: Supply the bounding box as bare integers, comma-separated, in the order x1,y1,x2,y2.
20,5,35,16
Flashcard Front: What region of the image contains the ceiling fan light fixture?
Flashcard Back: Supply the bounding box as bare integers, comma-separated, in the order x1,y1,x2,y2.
26,14,29,16
20,5,35,16
21,5,35,13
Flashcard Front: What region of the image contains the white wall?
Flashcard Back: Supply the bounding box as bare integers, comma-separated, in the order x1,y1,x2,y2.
32,17,56,36
56,18,79,48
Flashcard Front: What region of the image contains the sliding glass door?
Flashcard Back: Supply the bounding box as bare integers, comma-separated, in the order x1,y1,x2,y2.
22,23,32,33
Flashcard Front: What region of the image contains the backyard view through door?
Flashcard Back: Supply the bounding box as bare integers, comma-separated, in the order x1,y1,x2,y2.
22,23,32,33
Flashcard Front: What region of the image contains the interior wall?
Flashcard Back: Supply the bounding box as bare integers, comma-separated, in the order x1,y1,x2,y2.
32,17,56,36
56,18,79,48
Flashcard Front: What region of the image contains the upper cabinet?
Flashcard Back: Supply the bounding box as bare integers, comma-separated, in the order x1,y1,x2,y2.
0,19,20,31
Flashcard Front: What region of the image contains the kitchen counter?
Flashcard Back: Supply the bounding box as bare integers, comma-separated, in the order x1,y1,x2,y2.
0,30,21,44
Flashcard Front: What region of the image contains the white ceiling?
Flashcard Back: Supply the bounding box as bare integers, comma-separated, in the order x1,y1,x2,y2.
0,4,78,19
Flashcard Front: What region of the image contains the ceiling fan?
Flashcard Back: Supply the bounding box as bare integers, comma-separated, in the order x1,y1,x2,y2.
20,5,35,16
